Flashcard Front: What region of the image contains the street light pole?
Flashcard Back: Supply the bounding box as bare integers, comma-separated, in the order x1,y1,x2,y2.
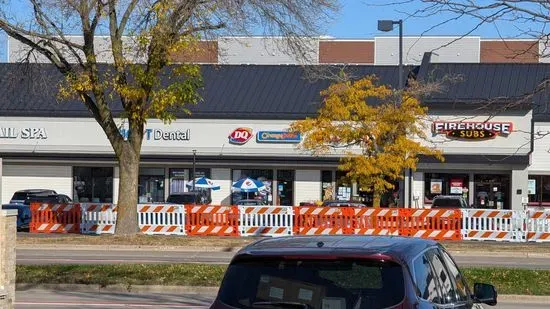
192,149,196,192
398,19,403,91
377,19,404,92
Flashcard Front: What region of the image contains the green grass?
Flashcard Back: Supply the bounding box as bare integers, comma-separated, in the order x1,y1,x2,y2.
16,264,550,295
17,264,227,287
462,268,550,296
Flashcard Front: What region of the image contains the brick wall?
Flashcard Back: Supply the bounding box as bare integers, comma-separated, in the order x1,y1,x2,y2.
0,209,17,309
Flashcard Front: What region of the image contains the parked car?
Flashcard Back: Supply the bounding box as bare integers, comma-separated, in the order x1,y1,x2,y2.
236,199,267,206
322,200,367,207
211,235,497,309
2,203,32,231
431,195,470,209
166,191,211,204
10,189,57,204
27,193,72,205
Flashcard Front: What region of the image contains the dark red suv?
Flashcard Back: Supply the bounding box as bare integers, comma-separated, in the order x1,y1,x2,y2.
211,235,497,309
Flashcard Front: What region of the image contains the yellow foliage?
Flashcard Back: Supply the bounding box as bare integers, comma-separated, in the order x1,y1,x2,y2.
290,75,443,198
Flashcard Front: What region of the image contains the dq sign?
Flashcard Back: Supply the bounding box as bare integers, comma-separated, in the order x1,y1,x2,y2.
229,127,253,145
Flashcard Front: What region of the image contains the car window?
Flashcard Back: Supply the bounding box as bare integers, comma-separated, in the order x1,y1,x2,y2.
427,249,456,304
218,258,405,309
11,192,28,201
412,252,440,302
440,250,470,303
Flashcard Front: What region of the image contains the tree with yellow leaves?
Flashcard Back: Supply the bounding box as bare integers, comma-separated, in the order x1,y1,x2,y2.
0,0,338,234
291,75,443,207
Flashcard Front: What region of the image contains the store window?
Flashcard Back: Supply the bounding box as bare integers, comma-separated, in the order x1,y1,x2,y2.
474,174,509,209
169,168,211,194
335,171,352,201
232,169,273,205
73,167,113,203
277,170,294,206
321,170,334,201
139,168,165,203
424,173,470,205
528,175,550,207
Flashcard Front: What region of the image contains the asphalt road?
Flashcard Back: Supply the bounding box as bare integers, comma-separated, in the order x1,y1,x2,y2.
16,248,550,269
14,290,548,309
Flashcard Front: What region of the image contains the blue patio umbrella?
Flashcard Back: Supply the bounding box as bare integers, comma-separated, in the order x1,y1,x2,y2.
231,177,267,193
231,177,268,201
185,177,221,190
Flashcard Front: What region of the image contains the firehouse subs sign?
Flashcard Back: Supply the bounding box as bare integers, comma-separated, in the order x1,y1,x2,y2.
432,121,513,140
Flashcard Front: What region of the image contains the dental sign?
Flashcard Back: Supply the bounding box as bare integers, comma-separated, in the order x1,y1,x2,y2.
0,127,47,139
432,121,512,140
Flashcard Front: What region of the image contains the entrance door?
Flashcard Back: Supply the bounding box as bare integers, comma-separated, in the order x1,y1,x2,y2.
474,174,510,209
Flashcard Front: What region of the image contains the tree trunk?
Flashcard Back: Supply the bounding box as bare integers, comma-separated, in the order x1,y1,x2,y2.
372,191,381,208
115,148,141,235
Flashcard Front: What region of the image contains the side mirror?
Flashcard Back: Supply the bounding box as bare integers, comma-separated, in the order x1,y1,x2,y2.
473,283,497,306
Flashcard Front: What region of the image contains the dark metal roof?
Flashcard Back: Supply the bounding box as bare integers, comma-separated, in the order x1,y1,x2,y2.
235,235,438,264
0,63,408,120
1,62,549,119
417,62,550,111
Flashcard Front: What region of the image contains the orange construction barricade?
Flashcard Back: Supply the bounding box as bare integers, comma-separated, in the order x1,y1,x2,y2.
399,208,462,240
185,205,240,236
293,206,352,235
30,202,81,233
349,208,400,236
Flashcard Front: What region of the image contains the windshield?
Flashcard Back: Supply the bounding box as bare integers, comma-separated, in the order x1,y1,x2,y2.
218,258,404,309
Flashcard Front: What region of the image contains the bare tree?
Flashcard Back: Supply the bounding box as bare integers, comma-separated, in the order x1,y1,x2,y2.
0,0,338,234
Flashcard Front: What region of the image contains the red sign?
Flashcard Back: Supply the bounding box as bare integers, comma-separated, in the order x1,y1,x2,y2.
229,127,253,145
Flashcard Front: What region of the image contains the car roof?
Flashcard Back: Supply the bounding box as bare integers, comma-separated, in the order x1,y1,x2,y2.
15,189,55,193
236,235,439,264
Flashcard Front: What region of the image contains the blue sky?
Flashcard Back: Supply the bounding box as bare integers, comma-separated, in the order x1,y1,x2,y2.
0,0,537,62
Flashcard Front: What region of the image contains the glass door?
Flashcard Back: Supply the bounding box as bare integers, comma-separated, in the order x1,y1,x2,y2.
474,174,510,209
277,170,295,206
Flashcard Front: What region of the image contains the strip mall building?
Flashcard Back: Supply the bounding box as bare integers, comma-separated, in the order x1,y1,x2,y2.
0,55,549,210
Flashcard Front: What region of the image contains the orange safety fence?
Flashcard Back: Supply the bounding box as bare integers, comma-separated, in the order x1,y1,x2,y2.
30,203,81,233
293,206,463,240
185,205,240,236
400,208,462,240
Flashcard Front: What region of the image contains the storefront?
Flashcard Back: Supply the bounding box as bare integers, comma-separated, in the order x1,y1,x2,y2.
410,110,532,210
0,62,545,210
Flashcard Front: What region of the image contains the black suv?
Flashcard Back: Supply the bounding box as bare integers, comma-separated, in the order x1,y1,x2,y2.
10,189,57,204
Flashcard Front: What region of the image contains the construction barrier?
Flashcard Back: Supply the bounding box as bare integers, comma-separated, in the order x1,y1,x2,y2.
30,203,81,233
350,208,400,236
80,203,117,234
138,204,185,235
29,203,550,242
239,206,293,237
461,209,525,242
526,209,550,242
185,205,239,236
400,209,462,240
293,206,352,235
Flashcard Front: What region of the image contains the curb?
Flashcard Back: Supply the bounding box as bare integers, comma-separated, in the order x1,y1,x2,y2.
16,244,242,252
16,244,550,258
15,283,219,295
14,284,550,303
